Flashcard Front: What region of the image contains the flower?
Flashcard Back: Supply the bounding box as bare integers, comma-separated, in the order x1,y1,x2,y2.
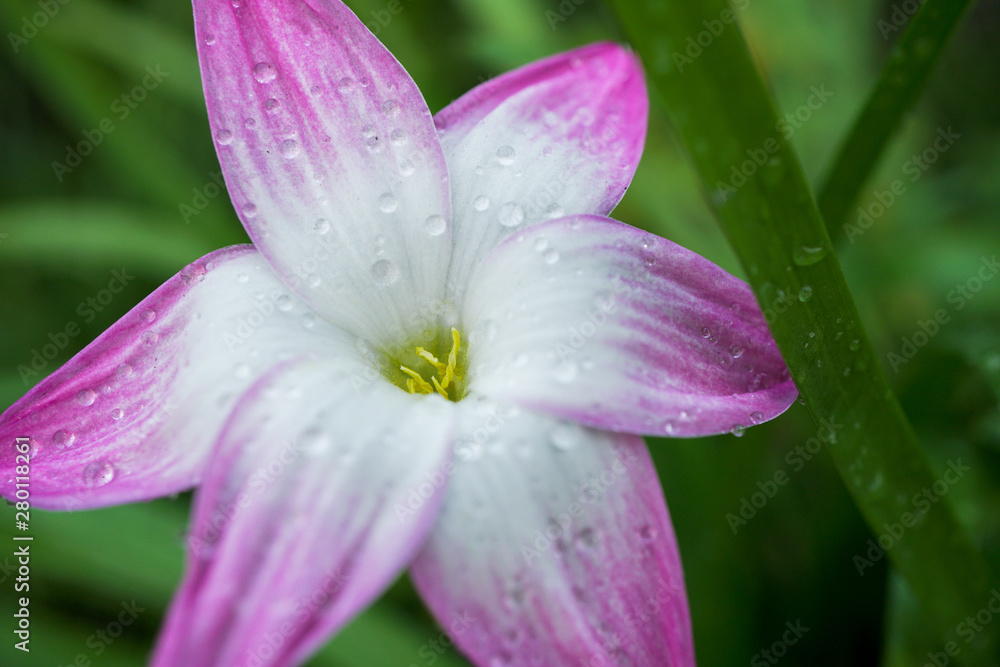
0,0,797,665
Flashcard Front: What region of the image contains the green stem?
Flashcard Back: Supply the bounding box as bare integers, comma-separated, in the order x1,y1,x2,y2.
607,0,998,663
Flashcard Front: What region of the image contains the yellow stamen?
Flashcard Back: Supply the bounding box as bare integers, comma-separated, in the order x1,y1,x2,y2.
399,327,464,400
400,365,433,394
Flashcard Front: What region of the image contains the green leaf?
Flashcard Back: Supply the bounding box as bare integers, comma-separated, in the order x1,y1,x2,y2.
607,0,999,663
818,0,977,239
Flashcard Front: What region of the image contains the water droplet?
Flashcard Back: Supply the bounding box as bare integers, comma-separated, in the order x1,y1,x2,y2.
216,129,234,145
849,338,861,351
252,62,277,84
729,345,743,358
473,195,490,211
399,159,415,176
237,272,250,283
314,218,330,235
182,263,207,284
116,363,133,378
798,285,813,302
747,372,767,392
552,360,578,383
534,237,549,252
243,203,258,218
302,313,316,329
337,77,354,93
276,295,293,312
307,274,321,287
82,461,115,488
495,145,516,166
544,203,564,219
141,310,156,323
377,193,398,213
361,124,377,138
498,202,524,227
731,424,746,437
53,430,75,448
543,250,560,264
111,408,124,421
280,139,300,159
371,260,399,287
550,424,578,450
390,128,408,145
639,525,657,542
424,215,446,236
793,245,827,266
264,98,280,113
142,331,159,346
244,117,257,130
381,99,401,117
749,411,764,425
76,389,97,406
700,327,712,339
204,35,216,46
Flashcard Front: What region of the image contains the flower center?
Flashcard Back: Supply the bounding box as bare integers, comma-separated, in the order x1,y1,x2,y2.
385,327,466,401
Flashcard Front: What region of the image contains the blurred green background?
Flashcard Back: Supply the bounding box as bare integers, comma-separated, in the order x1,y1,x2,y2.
1,0,998,665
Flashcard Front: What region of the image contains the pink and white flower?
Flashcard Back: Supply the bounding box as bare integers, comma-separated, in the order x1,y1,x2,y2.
0,1,797,665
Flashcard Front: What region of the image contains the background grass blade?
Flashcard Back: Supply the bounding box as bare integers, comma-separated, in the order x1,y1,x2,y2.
818,0,977,240
607,0,999,663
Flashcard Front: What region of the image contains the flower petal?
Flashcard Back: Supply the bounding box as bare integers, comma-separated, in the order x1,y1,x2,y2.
152,359,455,667
463,215,797,437
194,0,452,342
411,403,694,667
0,246,348,510
435,42,648,292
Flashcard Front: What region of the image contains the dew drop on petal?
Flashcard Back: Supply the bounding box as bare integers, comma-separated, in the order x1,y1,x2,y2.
116,363,133,378
533,237,549,252
264,98,280,113
337,77,354,93
544,203,564,219
543,250,560,264
498,202,524,227
53,430,75,448
424,215,446,236
399,159,415,176
236,272,250,283
204,35,216,46
216,129,234,145
276,295,293,312
798,285,814,302
377,193,398,213
82,461,115,488
749,410,764,425
314,218,330,235
76,389,97,406
390,128,408,145
111,408,124,421
280,139,300,159
729,345,743,358
473,195,490,211
142,331,159,346
731,423,746,437
495,145,516,166
551,360,578,383
700,327,712,339
381,99,401,117
243,203,258,218
307,274,321,288
549,424,577,450
371,260,399,287
252,62,277,84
